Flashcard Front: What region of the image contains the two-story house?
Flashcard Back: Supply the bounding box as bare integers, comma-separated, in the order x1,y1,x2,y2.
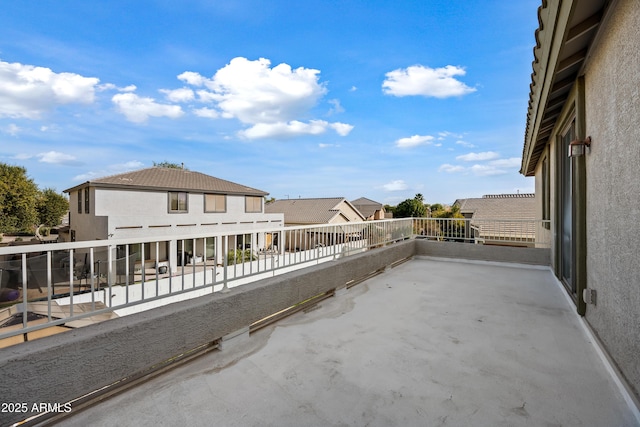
64,167,283,267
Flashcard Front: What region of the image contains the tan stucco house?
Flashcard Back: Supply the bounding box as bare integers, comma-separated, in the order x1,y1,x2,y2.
265,197,366,251
454,194,538,246
521,0,640,401
265,197,365,226
350,197,387,221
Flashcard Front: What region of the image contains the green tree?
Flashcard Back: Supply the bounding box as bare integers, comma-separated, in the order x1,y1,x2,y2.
429,203,444,213
37,188,69,227
432,204,463,219
153,161,186,169
394,195,427,218
0,163,39,233
384,204,396,216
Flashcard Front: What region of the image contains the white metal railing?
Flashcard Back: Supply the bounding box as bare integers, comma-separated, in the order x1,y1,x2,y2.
413,218,551,248
0,217,548,343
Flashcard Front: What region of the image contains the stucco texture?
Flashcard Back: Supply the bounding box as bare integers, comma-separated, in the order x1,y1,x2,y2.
583,0,640,399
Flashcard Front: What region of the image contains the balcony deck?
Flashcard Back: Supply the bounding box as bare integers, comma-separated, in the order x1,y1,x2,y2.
58,257,639,427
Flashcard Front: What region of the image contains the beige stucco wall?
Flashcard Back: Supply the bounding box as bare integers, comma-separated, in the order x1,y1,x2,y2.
69,188,108,241
336,200,365,223
582,0,640,398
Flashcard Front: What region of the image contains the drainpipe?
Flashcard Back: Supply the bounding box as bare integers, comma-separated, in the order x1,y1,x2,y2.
574,76,587,316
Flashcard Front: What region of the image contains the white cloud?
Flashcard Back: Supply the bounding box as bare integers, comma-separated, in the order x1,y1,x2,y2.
0,60,99,119
14,153,32,160
349,86,357,92
488,157,521,168
469,164,508,176
40,124,61,133
382,65,476,98
395,134,435,148
438,131,464,139
177,71,206,86
193,107,220,119
330,122,354,136
97,83,136,92
439,164,465,173
319,143,340,148
112,93,184,123
72,171,100,182
456,151,500,162
239,119,352,139
455,140,475,148
37,151,80,165
2,123,21,136
160,87,195,103
188,57,326,124
111,160,144,170
381,179,408,192
73,161,145,182
176,57,352,139
439,156,521,176
327,98,344,115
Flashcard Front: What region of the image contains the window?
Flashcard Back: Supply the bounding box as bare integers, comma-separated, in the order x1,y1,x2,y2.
77,190,82,214
84,188,90,214
119,243,151,262
205,194,226,212
169,192,188,213
245,196,262,213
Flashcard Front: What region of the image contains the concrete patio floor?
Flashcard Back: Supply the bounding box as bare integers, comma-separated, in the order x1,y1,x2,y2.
58,257,639,427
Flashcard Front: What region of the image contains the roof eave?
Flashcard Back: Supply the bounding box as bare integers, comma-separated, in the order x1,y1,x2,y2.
64,181,267,196
522,0,607,177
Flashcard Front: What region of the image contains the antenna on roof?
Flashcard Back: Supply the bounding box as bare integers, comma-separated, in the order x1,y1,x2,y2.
181,162,184,169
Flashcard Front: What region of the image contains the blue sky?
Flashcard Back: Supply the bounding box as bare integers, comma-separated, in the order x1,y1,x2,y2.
0,0,540,206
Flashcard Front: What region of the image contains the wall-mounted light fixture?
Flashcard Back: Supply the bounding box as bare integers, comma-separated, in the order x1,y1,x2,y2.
569,136,591,157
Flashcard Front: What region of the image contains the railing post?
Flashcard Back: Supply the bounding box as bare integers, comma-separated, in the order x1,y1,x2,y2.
222,234,229,292
107,245,114,308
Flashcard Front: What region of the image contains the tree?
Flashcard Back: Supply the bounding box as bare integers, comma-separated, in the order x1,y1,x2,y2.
153,161,186,169
37,188,69,227
432,204,463,219
429,203,444,213
0,163,39,233
383,204,396,216
394,195,427,218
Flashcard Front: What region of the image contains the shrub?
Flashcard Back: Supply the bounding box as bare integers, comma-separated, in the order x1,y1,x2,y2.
227,249,256,265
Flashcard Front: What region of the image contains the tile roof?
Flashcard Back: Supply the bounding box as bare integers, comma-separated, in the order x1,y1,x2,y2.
265,197,362,224
64,167,268,196
454,194,537,240
455,194,536,221
350,197,384,219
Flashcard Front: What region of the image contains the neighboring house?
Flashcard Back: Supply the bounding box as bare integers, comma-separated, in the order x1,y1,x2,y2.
521,0,640,401
350,197,387,221
265,197,365,250
453,194,537,246
265,197,365,226
64,167,283,267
